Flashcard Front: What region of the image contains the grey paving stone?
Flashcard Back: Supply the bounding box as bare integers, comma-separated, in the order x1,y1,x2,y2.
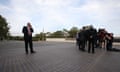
0,41,120,72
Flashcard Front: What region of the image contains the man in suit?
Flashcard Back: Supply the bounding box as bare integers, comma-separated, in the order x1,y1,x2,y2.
88,26,97,54
78,29,86,51
22,22,35,54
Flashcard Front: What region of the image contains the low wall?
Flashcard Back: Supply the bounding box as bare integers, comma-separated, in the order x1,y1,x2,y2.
46,38,76,42
46,38,65,42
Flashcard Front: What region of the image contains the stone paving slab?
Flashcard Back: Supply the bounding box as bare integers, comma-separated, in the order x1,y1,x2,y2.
0,41,120,72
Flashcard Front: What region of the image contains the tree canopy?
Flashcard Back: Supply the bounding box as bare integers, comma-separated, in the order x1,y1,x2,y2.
0,15,9,39
68,27,79,38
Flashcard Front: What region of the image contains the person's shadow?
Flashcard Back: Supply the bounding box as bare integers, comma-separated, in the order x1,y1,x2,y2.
108,48,120,52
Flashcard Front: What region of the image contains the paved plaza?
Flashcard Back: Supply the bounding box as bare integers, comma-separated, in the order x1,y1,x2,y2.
0,41,120,72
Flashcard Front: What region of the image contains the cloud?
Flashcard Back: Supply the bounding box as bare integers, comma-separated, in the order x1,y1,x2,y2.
0,0,120,36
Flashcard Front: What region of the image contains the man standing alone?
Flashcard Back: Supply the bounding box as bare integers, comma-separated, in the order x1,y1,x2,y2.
22,22,35,54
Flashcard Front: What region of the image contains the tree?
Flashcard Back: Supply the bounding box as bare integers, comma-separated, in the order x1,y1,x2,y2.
63,28,69,38
48,30,64,38
0,15,9,40
68,27,79,38
63,28,68,33
35,32,46,41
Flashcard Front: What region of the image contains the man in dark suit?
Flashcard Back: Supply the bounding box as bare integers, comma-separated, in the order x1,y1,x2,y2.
88,26,97,54
22,22,35,54
78,29,86,51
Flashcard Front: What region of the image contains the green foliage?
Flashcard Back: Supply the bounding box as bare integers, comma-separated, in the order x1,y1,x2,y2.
47,30,64,38
46,27,79,38
63,28,68,33
35,32,46,41
68,27,79,38
0,15,9,39
9,36,23,40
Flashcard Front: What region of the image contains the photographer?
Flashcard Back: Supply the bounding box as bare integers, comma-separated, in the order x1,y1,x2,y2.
106,33,113,51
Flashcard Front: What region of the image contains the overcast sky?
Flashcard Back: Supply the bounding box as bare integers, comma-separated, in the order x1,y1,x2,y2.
0,0,120,36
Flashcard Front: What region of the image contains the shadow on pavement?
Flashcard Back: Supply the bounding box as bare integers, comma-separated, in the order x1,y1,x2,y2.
108,48,120,52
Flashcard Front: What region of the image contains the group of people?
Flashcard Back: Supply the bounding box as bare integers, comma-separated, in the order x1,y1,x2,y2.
76,25,114,53
22,22,115,54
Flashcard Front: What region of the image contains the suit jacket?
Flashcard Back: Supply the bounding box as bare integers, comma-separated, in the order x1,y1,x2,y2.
78,30,85,41
88,28,97,41
22,26,33,40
